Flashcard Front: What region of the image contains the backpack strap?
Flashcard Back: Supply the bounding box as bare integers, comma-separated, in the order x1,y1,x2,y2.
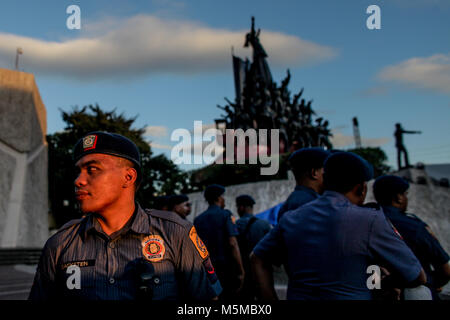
242,216,258,239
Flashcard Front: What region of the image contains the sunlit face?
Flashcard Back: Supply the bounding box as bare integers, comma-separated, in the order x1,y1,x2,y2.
74,153,130,214
173,201,191,219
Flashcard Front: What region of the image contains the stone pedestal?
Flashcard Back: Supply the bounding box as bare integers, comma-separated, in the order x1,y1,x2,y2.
0,68,48,248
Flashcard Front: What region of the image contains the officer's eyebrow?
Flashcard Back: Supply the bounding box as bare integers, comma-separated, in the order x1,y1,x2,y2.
76,160,103,168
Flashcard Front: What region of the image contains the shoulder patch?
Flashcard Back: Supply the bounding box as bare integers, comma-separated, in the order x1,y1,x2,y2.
142,235,165,262
189,226,209,259
231,215,236,224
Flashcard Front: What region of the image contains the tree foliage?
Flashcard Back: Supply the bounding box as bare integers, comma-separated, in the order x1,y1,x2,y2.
347,147,391,178
47,104,188,227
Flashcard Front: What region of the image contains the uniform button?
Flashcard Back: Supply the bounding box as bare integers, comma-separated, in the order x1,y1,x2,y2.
108,242,115,249
109,278,115,284
153,277,160,285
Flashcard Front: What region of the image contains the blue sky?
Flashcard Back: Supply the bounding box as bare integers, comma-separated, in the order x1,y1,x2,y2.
1,0,449,171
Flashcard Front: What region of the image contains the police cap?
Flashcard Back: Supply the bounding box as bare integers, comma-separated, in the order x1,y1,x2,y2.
236,195,256,207
324,151,373,193
153,195,170,210
288,147,330,178
204,184,225,202
168,194,189,210
73,131,141,168
373,175,410,206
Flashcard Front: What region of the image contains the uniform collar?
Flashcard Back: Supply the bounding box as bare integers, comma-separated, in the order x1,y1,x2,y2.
207,204,222,211
381,205,404,217
83,203,150,239
322,190,352,205
241,213,253,219
294,185,318,197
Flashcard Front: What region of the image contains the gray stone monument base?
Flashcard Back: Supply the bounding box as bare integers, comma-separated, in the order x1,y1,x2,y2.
0,68,48,248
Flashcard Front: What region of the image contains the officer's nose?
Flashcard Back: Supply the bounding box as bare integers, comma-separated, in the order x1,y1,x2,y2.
74,170,87,188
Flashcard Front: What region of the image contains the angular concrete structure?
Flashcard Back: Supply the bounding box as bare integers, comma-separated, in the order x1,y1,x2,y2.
0,68,48,248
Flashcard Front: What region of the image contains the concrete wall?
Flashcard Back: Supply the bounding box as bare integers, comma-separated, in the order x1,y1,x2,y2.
187,168,450,253
0,68,48,248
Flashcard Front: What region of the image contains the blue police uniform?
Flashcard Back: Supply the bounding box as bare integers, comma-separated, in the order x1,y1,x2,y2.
253,191,423,300
29,205,222,300
277,185,319,222
382,206,450,297
236,213,272,251
194,205,239,267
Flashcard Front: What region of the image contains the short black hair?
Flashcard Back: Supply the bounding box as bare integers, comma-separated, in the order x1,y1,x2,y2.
288,147,330,181
204,184,225,204
236,195,256,207
323,152,373,193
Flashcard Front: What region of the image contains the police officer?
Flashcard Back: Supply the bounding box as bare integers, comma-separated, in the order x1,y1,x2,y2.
153,195,170,211
194,184,245,300
373,175,450,299
29,132,221,300
235,195,272,300
251,152,426,300
167,194,191,219
277,147,330,222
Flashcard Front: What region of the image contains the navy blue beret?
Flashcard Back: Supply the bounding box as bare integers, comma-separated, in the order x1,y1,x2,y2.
204,184,225,201
153,195,170,210
236,194,256,207
168,194,189,208
324,152,374,192
73,131,141,168
373,175,410,205
288,147,330,171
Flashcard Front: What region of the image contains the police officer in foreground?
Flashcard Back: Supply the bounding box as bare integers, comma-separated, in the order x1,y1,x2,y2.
168,194,191,219
29,132,221,300
251,152,426,300
373,175,450,299
194,184,245,301
277,147,330,222
235,195,272,300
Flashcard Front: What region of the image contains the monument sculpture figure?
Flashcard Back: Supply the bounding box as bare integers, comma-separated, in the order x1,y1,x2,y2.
216,17,333,154
394,123,421,170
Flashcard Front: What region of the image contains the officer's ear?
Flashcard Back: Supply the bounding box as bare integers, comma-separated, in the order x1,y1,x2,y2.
354,182,367,203
310,167,323,180
123,167,138,189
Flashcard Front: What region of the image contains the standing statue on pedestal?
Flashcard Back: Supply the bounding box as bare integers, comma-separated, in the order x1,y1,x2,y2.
215,17,333,154
394,123,421,170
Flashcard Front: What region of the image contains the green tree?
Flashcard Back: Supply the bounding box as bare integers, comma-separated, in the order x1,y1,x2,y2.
47,104,188,227
347,147,390,178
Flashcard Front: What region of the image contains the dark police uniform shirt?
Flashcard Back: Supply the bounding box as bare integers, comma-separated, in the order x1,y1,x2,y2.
236,213,272,250
277,185,318,222
194,205,239,266
382,206,450,288
254,191,422,300
29,204,222,300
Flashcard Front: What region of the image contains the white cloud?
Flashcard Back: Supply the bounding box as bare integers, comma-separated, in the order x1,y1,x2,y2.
149,142,172,150
330,129,390,148
378,54,450,94
0,15,337,80
144,125,168,137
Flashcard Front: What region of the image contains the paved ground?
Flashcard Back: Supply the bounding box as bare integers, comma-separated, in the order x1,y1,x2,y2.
0,265,35,300
0,264,448,300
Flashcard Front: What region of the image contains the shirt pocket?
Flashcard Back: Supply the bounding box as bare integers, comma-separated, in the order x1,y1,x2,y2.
57,262,96,298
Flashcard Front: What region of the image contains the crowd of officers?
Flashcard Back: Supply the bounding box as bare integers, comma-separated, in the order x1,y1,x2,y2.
29,131,450,301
